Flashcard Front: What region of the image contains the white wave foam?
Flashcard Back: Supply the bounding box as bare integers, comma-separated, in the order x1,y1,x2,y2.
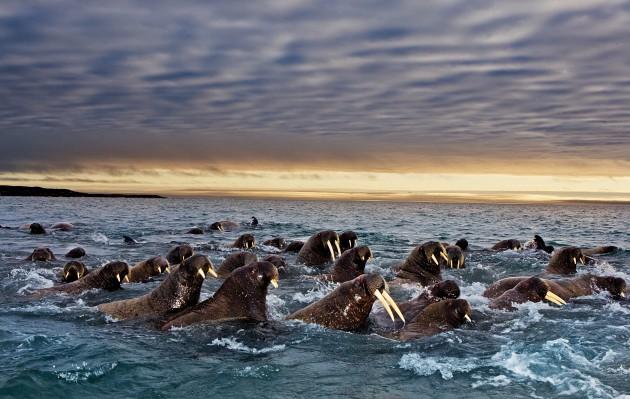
398,354,481,379
209,337,285,354
54,361,118,383
90,233,109,244
291,285,334,303
471,374,511,388
266,293,288,320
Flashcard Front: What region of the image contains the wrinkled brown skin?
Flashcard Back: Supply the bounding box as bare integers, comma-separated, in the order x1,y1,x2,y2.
484,274,627,301
209,221,239,231
440,245,465,269
166,244,194,265
394,242,446,286
339,231,358,253
51,222,74,231
34,261,129,297
217,252,258,277
263,255,287,275
287,274,387,331
581,246,618,256
546,247,586,275
284,241,304,253
25,247,56,262
396,299,472,341
491,239,522,251
371,280,461,331
297,230,340,267
186,227,204,235
29,223,46,235
263,237,287,249
320,246,372,283
160,261,278,330
98,255,212,321
232,234,255,249
61,261,87,283
489,277,551,310
65,247,86,258
127,256,170,283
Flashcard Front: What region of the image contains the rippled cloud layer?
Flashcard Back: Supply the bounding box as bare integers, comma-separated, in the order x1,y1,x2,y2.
1,0,630,176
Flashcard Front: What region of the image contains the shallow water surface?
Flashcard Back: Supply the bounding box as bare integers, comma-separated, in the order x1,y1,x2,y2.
0,197,629,398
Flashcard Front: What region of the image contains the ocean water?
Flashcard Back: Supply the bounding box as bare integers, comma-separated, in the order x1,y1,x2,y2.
0,197,629,399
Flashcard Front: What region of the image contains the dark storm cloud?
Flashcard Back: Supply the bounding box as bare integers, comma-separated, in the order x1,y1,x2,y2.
1,0,630,174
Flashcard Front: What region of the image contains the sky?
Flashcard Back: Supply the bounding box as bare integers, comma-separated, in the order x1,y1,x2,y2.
1,0,630,201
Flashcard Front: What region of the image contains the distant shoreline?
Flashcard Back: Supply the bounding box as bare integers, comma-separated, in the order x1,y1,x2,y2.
0,185,164,198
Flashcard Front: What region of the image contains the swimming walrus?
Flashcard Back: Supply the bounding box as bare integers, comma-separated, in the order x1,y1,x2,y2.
98,255,217,321
160,261,279,330
263,255,288,275
232,234,256,249
262,237,288,249
34,261,130,297
165,244,194,265
209,221,239,232
441,245,465,269
339,231,358,253
29,223,46,235
528,235,554,253
488,277,566,311
455,238,469,251
287,274,404,331
186,227,204,235
127,256,171,283
217,252,258,277
546,247,586,275
393,242,449,286
395,299,473,341
25,247,56,262
371,280,461,331
123,235,138,244
284,241,305,253
51,222,74,231
581,246,618,256
296,230,341,267
491,239,522,251
61,261,88,283
483,274,627,301
319,246,373,283
65,247,86,258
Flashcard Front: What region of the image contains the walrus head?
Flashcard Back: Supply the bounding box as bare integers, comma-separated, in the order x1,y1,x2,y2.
146,256,171,275
284,240,305,253
288,273,404,331
209,222,225,231
455,238,469,251
316,230,341,261
595,276,627,300
217,251,258,277
166,244,194,265
262,237,287,249
62,261,87,282
546,247,586,275
398,299,473,340
263,255,288,275
533,235,554,254
65,247,86,258
490,277,566,310
491,239,522,251
396,241,448,286
331,245,373,283
233,234,256,249
428,280,461,299
170,254,217,292
29,223,46,235
96,261,131,291
339,231,358,253
26,247,56,262
443,245,465,269
187,227,204,235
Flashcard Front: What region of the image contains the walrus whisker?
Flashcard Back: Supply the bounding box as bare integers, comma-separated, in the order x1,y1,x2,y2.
381,290,405,324
544,291,566,306
326,241,335,261
374,290,395,323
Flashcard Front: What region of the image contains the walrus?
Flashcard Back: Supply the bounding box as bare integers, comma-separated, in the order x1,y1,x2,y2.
123,235,138,244
209,220,239,232
61,261,88,283
371,280,461,331
284,241,305,253
65,247,86,258
51,222,74,231
29,223,46,235
25,247,56,262
166,244,194,265
287,273,404,331
232,234,255,249
34,261,130,297
546,247,586,275
491,239,522,251
395,299,473,341
529,235,554,253
393,242,449,286
582,246,618,256
483,274,627,301
488,277,566,311
251,217,258,227
262,237,287,249
98,255,216,321
263,255,287,275
339,231,358,253
186,227,204,235
455,238,469,251
217,252,258,277
296,230,341,267
127,256,171,283
160,261,279,330
319,246,373,283
441,245,465,269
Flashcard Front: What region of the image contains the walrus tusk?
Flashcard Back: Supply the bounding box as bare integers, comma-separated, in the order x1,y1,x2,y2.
449,259,453,268
326,241,335,261
352,239,356,248
335,239,341,256
440,251,449,262
381,290,405,323
270,278,279,289
579,257,585,265
123,275,130,283
431,254,439,265
64,271,69,279
374,290,395,323
157,266,162,273
197,269,206,279
455,259,460,269
116,274,121,282
464,314,472,323
544,291,566,306
621,292,626,298
165,261,171,273
218,225,224,232
207,267,218,278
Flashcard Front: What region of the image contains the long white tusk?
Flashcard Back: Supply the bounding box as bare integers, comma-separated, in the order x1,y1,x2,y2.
544,291,566,306
440,251,449,262
431,254,439,265
157,267,162,274
335,240,341,256
456,259,460,269
449,259,453,268
573,257,577,265
374,290,395,323
116,274,121,282
197,269,206,279
621,292,626,298
381,290,405,323
464,314,472,323
207,267,218,278
352,239,357,248
326,241,335,261
165,260,171,273
270,278,279,289
64,271,69,279
579,257,585,265
123,275,130,283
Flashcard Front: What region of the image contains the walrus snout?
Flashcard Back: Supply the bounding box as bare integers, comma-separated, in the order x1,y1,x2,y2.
26,247,56,262
517,277,566,306
605,277,627,300
101,261,131,290
339,230,358,253
181,254,217,280
166,244,194,265
29,223,46,235
362,274,405,324
233,234,256,249
62,261,87,283
429,280,461,299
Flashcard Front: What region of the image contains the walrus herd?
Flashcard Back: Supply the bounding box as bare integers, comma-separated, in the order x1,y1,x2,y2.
8,220,626,341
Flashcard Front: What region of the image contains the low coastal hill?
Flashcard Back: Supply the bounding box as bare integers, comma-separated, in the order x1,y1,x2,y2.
0,185,164,198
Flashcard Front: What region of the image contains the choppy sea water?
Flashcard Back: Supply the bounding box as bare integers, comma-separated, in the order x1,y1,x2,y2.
0,197,629,399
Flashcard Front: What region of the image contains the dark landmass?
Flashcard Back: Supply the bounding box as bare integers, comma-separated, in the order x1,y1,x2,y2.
0,185,164,198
